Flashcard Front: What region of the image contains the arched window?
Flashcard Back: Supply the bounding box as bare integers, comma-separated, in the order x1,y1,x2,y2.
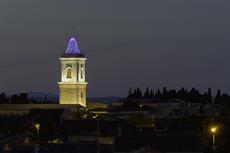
66,68,72,79
80,64,84,79
81,67,84,79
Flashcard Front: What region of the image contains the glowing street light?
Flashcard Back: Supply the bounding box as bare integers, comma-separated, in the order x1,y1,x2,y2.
211,127,217,133
210,126,218,149
34,123,40,144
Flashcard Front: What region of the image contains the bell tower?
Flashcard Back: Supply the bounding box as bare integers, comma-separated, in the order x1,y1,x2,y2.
58,37,87,107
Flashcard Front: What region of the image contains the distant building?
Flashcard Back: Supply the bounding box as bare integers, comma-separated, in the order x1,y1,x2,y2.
58,37,87,107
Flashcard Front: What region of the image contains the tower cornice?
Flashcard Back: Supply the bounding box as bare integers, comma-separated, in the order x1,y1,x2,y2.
59,57,86,61
58,82,88,85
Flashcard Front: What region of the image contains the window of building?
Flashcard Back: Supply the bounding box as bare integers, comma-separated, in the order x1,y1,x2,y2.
66,68,72,79
80,64,84,79
66,64,72,79
81,68,83,79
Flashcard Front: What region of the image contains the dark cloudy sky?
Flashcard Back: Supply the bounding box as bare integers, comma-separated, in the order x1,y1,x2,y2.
0,0,229,97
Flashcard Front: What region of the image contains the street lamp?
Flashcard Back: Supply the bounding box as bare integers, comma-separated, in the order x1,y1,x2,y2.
34,123,40,144
210,126,217,149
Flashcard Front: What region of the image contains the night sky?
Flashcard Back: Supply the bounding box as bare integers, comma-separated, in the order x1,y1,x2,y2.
0,0,229,97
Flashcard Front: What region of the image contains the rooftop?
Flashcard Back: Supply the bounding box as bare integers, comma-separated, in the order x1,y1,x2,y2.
63,37,85,57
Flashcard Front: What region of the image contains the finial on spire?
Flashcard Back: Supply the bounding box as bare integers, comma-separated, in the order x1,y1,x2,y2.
71,27,77,36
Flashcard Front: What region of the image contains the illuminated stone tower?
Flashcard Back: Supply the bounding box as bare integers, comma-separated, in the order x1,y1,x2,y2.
58,37,87,107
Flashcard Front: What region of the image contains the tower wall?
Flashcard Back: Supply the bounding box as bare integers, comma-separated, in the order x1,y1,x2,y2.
58,57,87,107
59,83,87,107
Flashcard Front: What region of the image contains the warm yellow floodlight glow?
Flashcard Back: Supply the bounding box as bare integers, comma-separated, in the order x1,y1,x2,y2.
210,126,217,134
35,123,40,130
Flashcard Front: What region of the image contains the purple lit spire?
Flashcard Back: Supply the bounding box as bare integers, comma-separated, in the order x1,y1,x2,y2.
65,37,80,54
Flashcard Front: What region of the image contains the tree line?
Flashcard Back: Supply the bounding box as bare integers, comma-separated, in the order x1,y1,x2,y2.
127,87,227,104
0,92,47,104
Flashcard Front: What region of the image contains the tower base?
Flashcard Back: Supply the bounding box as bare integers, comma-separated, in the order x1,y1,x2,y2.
58,82,87,107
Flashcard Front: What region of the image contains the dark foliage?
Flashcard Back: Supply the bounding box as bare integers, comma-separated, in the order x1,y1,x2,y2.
0,92,55,104
127,87,225,104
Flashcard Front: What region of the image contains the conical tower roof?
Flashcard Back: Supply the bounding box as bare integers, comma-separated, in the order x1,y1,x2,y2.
65,37,80,54
63,37,84,57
